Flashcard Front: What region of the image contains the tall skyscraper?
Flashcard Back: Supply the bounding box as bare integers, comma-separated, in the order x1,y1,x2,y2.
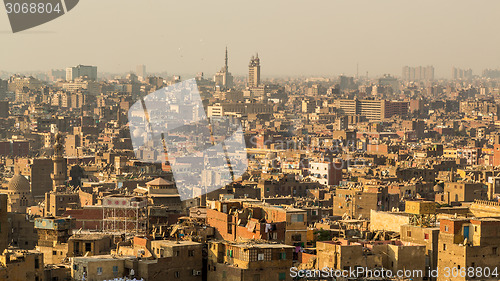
136,64,147,78
213,47,234,88
66,65,97,81
402,65,434,81
452,67,472,80
248,53,261,87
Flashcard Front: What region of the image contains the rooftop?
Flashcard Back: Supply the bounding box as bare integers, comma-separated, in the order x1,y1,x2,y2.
146,177,174,186
151,240,202,247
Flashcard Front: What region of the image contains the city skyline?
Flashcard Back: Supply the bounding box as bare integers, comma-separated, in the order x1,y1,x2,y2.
1,0,500,77
2,56,500,81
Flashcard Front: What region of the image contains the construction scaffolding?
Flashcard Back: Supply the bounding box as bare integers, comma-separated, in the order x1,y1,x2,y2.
102,195,148,236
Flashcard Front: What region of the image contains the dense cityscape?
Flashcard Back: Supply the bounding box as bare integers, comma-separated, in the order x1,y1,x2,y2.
1,49,500,281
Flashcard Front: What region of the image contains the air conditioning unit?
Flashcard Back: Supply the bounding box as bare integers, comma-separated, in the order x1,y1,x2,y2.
192,270,202,276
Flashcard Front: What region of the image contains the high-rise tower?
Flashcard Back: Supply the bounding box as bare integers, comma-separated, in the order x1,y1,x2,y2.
248,53,260,88
136,64,147,79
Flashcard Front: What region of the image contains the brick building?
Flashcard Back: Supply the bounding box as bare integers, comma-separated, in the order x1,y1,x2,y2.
206,200,308,246
437,218,500,281
208,241,294,281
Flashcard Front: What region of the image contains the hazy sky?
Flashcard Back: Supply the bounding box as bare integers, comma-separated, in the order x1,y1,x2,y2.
1,0,500,78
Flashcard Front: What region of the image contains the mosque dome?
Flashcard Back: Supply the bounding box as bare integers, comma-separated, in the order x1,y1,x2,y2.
433,183,444,193
8,174,30,193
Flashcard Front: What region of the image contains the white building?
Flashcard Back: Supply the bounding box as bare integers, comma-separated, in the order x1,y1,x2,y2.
309,161,342,186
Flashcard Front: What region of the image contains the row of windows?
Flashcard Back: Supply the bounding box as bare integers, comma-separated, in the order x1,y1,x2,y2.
311,166,328,170
226,248,288,261
154,248,196,257
73,264,119,275
150,185,175,189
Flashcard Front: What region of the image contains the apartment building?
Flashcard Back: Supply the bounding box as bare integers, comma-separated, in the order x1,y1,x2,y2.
338,99,409,121
208,241,294,281
206,200,308,246
437,218,500,281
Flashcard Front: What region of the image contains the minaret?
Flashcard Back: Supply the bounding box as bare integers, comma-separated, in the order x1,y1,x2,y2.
224,46,228,72
214,47,233,88
161,133,172,173
51,133,67,191
116,107,121,126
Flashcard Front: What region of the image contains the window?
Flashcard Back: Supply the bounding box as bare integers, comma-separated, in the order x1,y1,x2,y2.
407,231,411,237
73,264,78,271
188,250,194,257
443,244,447,250
97,267,103,275
85,243,92,252
253,274,260,281
493,247,498,255
53,251,57,255
292,214,304,222
444,226,449,232
279,252,286,260
279,272,286,280
35,257,39,269
424,233,429,240
175,250,180,256
112,266,118,274
292,234,302,241
174,271,180,278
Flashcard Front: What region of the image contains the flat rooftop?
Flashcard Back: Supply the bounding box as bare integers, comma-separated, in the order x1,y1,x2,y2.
151,240,202,247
